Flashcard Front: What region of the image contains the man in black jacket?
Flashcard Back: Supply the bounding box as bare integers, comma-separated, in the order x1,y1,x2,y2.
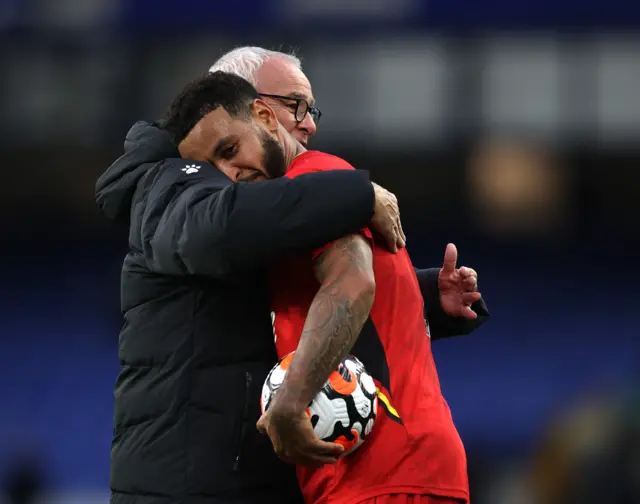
95,77,487,504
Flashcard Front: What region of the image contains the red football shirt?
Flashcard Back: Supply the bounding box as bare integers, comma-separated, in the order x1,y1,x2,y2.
269,151,469,504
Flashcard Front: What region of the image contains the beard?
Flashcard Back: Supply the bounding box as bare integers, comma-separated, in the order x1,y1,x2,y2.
260,128,287,179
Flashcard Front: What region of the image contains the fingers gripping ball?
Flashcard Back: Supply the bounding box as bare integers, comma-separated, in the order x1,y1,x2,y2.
261,353,378,456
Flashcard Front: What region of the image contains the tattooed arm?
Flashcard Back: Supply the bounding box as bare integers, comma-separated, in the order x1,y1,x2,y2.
257,234,375,465
271,234,375,413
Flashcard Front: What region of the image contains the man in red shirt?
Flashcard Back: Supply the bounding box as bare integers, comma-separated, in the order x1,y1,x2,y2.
263,151,469,504
175,71,482,504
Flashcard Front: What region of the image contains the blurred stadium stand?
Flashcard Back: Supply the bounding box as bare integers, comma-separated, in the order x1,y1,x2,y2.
0,1,638,503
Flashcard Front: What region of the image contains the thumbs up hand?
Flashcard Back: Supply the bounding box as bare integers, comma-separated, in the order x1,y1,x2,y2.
438,243,482,320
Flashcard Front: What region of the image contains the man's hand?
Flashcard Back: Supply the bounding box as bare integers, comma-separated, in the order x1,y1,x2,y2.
371,183,405,253
257,403,344,467
438,243,482,319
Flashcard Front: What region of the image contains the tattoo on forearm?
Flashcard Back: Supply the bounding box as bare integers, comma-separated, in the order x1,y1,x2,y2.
275,235,375,409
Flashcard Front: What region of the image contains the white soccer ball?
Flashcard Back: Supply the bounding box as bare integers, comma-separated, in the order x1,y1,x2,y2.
261,352,378,455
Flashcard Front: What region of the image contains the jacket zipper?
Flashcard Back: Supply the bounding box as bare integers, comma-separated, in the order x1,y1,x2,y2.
233,371,253,471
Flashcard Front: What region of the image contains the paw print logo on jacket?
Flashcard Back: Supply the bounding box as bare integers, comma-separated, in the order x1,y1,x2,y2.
181,164,200,174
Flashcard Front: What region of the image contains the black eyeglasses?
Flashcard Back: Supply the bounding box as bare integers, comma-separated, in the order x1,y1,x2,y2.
258,93,322,125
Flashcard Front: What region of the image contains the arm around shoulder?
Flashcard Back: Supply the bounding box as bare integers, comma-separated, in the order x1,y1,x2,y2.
143,163,376,280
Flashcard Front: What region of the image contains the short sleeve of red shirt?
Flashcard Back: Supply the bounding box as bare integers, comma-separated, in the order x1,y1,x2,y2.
286,151,373,259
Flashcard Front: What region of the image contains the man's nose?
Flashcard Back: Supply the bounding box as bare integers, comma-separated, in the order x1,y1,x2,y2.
216,161,239,181
298,113,317,137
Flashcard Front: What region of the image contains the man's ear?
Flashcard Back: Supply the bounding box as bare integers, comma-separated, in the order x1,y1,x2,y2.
177,134,194,159
177,126,200,160
251,99,279,133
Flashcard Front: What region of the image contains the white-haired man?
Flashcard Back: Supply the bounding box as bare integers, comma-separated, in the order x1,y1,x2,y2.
210,46,489,342
210,48,318,147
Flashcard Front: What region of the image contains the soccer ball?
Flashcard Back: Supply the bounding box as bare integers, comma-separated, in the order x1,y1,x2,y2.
261,353,378,455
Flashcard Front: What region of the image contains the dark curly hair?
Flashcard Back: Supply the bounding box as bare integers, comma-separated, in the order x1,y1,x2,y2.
160,71,260,144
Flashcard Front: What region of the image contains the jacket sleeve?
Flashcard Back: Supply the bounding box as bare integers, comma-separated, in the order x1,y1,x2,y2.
143,162,375,280
415,267,490,340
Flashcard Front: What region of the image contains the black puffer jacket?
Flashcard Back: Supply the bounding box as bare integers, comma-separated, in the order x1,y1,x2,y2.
95,122,376,504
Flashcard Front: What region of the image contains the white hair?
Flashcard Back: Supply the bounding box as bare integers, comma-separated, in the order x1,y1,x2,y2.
208,46,302,86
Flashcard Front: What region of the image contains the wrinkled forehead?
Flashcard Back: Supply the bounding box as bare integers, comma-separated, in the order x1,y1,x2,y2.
255,58,315,104
187,107,252,150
